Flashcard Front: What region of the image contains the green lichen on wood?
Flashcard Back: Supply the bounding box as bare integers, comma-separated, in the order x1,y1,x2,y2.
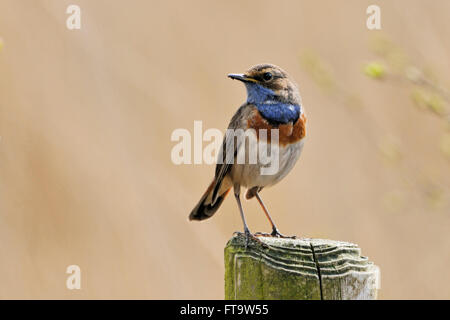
225,235,320,300
225,235,379,300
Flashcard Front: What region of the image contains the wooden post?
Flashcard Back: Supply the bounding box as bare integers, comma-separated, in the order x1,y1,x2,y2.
225,234,380,300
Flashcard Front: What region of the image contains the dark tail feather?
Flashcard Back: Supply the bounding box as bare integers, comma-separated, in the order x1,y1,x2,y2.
189,181,230,221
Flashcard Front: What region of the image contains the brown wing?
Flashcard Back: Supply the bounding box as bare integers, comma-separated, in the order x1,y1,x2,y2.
211,103,254,204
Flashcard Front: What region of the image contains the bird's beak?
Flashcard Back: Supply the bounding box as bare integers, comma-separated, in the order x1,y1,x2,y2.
228,73,257,83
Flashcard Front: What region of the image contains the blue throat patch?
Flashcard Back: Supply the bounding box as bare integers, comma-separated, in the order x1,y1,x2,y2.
256,103,300,124
245,83,301,124
245,83,276,104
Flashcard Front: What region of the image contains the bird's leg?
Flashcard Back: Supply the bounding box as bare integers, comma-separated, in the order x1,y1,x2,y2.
254,192,296,239
233,187,267,248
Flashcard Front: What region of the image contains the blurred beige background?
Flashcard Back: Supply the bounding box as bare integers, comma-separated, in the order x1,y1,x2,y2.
0,0,449,299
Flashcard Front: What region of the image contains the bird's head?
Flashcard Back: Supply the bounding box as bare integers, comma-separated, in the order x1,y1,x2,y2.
228,64,301,105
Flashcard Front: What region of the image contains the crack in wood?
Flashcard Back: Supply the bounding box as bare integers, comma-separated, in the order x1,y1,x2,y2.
309,242,323,300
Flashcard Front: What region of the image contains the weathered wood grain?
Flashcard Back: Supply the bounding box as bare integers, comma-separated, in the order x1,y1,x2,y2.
225,235,380,300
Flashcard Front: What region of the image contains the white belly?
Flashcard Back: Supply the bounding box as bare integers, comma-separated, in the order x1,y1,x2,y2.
230,132,305,189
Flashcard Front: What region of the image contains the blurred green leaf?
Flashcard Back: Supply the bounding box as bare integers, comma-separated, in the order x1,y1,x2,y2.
411,88,446,115
411,88,428,111
363,62,385,79
369,34,408,73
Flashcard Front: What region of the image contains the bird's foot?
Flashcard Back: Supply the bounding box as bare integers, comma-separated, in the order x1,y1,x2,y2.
255,228,296,239
253,231,272,237
233,229,269,248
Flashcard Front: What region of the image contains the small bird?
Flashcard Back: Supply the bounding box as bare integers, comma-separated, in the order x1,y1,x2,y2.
189,64,307,243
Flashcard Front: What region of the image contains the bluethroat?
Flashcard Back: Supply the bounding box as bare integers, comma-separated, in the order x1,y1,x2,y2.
189,64,307,244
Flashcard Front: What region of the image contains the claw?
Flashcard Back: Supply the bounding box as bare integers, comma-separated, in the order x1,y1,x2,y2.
234,230,269,248
254,231,272,237
254,229,296,239
271,228,296,239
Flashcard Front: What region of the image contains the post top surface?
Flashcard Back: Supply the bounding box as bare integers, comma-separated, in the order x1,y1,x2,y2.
226,234,358,250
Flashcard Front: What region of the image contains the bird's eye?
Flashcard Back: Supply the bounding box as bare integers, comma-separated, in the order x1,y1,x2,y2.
262,72,273,81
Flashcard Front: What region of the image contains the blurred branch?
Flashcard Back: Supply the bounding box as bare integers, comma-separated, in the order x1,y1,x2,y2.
365,35,450,124
406,67,450,103
365,34,450,163
300,37,449,214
